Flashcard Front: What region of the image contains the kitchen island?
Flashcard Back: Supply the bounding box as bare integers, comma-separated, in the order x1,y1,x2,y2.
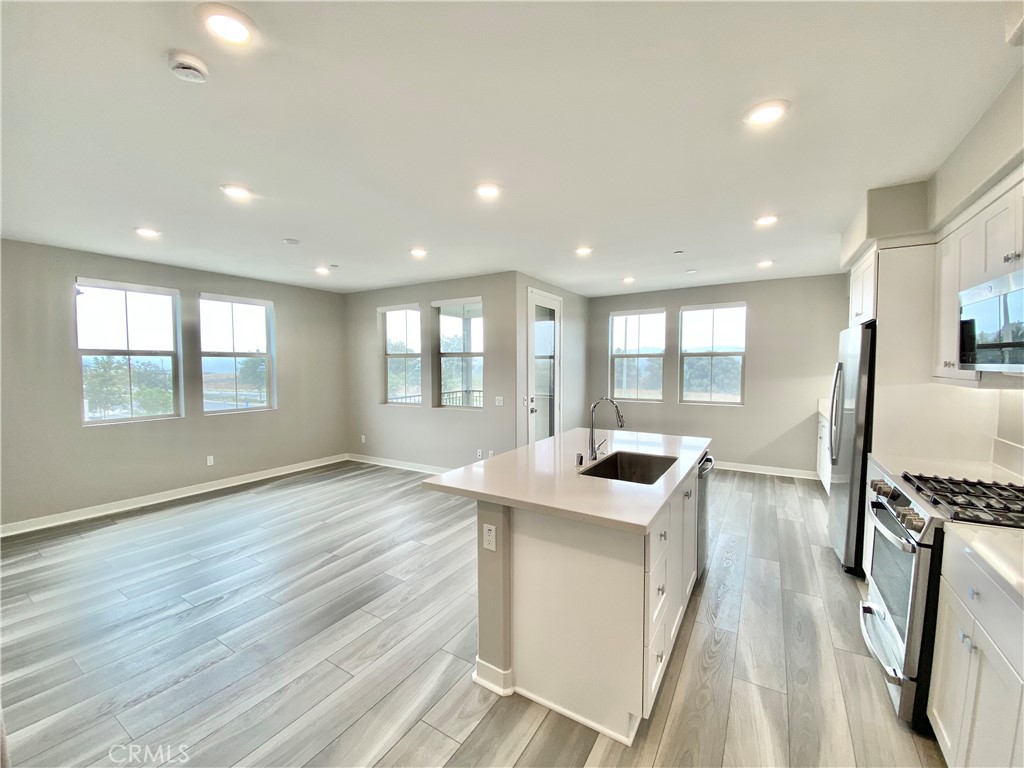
424,427,711,745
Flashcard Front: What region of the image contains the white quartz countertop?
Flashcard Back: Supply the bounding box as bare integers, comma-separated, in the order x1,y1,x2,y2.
870,452,1024,485
423,428,712,534
945,523,1024,609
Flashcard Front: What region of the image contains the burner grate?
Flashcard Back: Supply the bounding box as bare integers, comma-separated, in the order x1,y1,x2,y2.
901,472,1024,529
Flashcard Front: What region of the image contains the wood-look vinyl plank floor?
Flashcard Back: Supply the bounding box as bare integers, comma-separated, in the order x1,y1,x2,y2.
1,462,942,768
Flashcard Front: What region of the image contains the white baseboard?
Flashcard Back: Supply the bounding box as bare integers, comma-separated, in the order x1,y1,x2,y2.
0,453,351,538
473,657,514,696
344,453,452,476
513,684,639,747
715,461,818,480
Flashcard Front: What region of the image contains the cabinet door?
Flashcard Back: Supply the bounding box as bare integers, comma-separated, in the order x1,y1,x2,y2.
860,255,876,322
959,621,1024,768
929,578,975,761
933,235,979,381
983,189,1022,281
960,188,1023,288
681,476,697,603
850,266,864,326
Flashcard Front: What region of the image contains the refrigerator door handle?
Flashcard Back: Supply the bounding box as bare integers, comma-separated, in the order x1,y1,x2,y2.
829,362,842,465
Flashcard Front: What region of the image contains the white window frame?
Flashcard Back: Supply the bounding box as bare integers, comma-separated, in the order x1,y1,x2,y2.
75,277,183,425
199,292,277,414
379,303,423,406
432,297,484,409
679,301,747,406
608,308,666,402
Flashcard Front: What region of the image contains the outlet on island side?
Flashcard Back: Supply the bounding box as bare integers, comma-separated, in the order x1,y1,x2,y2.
488,450,494,458
361,435,366,444
482,523,497,552
206,456,214,467
476,449,483,459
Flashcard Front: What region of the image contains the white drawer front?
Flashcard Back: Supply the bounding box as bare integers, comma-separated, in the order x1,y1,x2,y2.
646,551,669,639
643,613,668,718
943,539,1024,678
646,503,671,572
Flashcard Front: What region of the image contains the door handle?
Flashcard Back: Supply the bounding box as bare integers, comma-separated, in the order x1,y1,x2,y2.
829,362,843,464
860,603,904,686
529,408,537,414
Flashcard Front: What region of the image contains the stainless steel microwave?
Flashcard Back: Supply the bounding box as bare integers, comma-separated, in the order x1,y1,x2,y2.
959,271,1023,372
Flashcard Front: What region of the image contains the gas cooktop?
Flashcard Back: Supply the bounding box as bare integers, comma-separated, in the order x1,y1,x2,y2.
901,473,1024,529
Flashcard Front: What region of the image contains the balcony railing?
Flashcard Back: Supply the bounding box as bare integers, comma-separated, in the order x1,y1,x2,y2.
387,393,423,404
441,389,484,408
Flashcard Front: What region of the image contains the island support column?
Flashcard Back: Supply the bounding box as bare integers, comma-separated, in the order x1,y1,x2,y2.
473,500,513,695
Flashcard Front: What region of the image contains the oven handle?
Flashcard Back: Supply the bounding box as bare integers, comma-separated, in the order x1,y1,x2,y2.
859,602,905,687
869,500,918,554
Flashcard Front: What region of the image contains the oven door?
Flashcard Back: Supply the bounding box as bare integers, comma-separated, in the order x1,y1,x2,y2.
861,499,930,720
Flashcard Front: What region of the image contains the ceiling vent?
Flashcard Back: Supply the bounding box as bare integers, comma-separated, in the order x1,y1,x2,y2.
167,50,209,83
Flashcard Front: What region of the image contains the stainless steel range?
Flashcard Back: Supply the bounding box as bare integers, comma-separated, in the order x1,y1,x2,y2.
861,458,1024,733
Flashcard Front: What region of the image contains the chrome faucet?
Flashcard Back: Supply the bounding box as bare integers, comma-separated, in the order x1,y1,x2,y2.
589,397,625,461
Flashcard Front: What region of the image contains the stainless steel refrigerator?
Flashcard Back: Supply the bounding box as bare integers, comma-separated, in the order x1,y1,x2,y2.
827,321,875,577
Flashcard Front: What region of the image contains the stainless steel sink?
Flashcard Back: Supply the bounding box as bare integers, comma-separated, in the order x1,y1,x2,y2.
580,451,677,485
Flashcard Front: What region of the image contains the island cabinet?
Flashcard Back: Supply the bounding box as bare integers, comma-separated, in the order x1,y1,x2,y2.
422,427,712,747
928,527,1024,767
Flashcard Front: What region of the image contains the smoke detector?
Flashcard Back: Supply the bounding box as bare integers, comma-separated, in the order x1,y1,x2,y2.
167,50,209,83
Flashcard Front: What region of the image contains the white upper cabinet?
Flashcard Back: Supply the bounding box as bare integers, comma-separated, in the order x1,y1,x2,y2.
933,235,980,382
959,185,1023,290
849,249,877,326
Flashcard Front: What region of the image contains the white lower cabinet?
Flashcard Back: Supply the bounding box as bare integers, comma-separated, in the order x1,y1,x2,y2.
642,468,698,717
816,413,831,494
929,551,1024,767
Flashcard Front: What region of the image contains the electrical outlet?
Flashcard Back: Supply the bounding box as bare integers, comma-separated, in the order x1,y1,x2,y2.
488,450,494,458
495,396,504,406
361,435,366,444
476,449,483,459
206,455,214,467
482,523,497,551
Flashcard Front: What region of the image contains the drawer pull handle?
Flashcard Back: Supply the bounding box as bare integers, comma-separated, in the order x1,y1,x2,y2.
660,531,668,541
656,651,664,664
657,584,665,596
968,587,979,601
959,630,974,653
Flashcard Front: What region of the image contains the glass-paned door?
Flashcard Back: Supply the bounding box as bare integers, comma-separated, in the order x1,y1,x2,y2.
528,289,562,443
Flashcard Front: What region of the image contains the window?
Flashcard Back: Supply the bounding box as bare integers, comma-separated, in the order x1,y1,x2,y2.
436,299,483,408
75,279,181,423
680,303,746,404
199,295,275,412
383,307,422,404
609,310,665,400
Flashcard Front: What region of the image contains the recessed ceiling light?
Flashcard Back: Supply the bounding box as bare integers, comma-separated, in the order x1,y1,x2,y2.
220,184,252,201
135,227,161,239
686,269,698,274
315,266,330,276
755,214,779,227
575,246,593,257
411,248,428,259
199,4,256,45
744,99,789,126
283,238,300,246
475,182,501,200
758,260,774,268
623,277,636,284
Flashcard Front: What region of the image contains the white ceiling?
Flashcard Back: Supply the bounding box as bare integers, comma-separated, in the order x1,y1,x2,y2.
2,2,1019,298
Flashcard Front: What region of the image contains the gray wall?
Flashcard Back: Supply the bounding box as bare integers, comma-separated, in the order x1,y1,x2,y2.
585,274,849,472
1,239,349,524
343,272,520,470
343,271,589,469
928,67,1024,229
